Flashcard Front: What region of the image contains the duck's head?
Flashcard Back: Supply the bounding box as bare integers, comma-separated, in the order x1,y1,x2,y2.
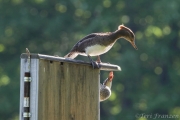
118,25,138,50
103,71,114,88
108,71,114,82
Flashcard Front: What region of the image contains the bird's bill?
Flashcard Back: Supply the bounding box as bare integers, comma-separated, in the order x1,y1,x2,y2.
131,42,138,50
108,71,114,81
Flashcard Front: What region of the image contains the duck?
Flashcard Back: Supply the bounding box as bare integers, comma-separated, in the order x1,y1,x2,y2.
64,25,137,68
100,71,114,102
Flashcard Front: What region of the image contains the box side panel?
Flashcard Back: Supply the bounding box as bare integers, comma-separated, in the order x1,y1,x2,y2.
19,58,39,120
30,59,39,120
38,60,100,120
19,59,26,120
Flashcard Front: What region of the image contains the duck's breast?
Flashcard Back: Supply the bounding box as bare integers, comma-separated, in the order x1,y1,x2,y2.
84,44,113,56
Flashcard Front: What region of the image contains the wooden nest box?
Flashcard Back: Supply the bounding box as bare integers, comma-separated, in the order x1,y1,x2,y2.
19,53,120,120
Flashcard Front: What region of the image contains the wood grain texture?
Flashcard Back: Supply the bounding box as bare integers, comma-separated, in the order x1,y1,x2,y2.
38,60,100,120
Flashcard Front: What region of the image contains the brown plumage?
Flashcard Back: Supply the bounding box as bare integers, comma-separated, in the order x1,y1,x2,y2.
100,71,114,102
64,25,137,68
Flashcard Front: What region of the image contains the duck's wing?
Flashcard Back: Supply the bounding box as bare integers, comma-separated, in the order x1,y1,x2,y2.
64,33,97,58
69,33,98,52
77,32,111,44
69,32,112,52
64,32,110,58
78,33,98,44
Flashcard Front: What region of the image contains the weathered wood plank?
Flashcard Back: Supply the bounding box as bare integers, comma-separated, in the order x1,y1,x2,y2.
38,60,100,120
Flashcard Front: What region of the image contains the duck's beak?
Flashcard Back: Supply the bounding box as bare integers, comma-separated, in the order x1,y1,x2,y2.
131,41,138,50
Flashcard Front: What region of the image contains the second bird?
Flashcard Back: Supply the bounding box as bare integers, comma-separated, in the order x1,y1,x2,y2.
64,25,137,68
100,71,114,102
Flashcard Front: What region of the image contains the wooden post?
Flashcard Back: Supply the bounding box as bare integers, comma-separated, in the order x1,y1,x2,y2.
19,54,120,120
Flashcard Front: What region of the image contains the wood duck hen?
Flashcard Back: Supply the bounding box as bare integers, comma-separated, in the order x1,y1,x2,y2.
64,25,137,68
100,71,114,102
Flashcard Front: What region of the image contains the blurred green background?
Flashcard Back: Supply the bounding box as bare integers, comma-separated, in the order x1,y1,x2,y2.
0,0,180,120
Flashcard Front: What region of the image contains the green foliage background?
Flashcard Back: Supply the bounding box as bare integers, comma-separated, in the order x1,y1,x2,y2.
0,0,180,120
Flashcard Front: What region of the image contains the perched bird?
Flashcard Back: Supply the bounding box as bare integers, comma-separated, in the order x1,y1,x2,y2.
100,71,114,102
64,25,137,68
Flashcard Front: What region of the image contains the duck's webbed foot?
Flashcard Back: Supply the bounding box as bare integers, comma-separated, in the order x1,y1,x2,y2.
96,55,102,63
91,61,100,69
88,55,100,69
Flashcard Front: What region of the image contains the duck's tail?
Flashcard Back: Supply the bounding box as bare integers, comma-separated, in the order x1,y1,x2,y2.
64,52,78,59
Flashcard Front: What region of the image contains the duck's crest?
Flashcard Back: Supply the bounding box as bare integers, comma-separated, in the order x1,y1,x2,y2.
118,24,125,30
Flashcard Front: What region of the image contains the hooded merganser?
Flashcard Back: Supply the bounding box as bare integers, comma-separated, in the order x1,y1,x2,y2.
100,71,114,102
64,25,137,68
